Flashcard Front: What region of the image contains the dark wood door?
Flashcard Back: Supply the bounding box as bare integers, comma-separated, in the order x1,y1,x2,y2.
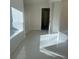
41,8,50,30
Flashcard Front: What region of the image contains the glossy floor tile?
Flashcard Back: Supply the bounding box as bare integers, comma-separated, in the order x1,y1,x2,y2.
11,31,68,59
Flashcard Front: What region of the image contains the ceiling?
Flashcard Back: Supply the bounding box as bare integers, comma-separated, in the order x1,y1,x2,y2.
24,0,48,4
24,0,62,4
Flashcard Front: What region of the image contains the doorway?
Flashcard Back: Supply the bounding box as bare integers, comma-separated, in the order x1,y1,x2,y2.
41,8,50,30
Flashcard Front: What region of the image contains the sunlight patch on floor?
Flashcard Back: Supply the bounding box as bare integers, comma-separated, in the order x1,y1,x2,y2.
40,32,67,58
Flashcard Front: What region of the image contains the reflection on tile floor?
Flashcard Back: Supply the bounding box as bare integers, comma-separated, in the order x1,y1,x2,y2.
45,40,68,58
40,32,68,59
10,27,18,36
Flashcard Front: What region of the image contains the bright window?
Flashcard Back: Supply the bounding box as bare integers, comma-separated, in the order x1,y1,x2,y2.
10,7,24,38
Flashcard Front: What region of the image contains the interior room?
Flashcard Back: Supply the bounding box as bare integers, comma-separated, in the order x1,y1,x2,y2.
10,0,68,59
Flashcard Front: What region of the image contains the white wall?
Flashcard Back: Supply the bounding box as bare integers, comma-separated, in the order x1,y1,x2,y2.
24,0,68,33
48,2,54,33
10,0,24,12
59,0,68,32
49,0,68,33
24,2,49,31
49,1,62,33
10,0,25,54
52,2,61,32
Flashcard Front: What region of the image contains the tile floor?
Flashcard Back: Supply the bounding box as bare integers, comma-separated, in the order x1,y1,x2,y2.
11,31,68,59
